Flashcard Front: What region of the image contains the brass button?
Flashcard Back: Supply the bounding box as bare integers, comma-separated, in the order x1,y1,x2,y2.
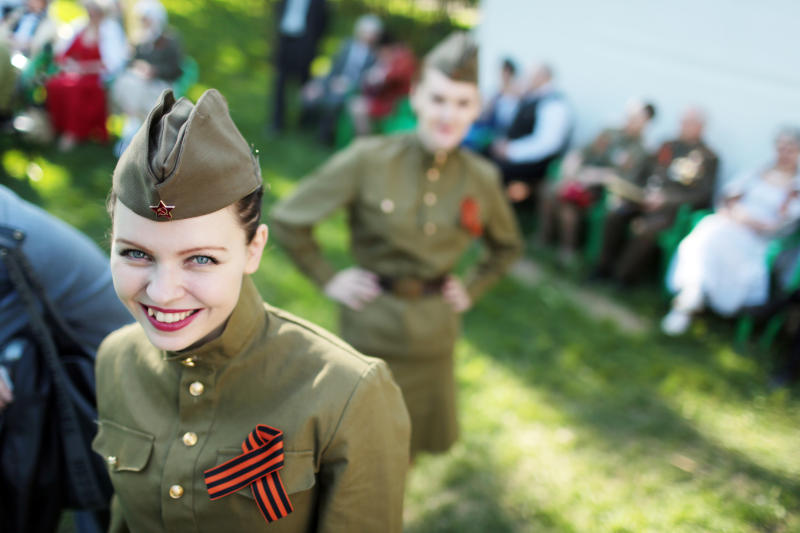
105,455,118,467
426,168,440,182
182,432,198,447
380,198,395,213
181,356,196,367
424,222,437,235
423,192,437,206
169,484,184,499
188,381,204,396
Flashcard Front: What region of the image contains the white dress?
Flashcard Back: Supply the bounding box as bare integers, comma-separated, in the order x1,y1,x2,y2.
667,170,800,316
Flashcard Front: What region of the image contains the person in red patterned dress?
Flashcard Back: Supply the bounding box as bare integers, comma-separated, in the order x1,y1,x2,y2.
45,0,126,151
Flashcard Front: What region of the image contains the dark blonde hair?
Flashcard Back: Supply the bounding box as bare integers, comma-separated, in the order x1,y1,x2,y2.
106,185,264,243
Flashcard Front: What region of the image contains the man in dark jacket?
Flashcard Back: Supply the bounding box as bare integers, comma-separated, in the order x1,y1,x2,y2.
300,13,381,144
489,63,572,204
270,0,327,132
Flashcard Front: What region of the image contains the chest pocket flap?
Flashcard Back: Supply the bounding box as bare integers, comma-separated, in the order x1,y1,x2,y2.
215,449,316,498
92,419,155,472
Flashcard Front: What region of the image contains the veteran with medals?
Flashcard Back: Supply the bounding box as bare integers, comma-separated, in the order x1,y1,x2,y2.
92,88,410,532
270,33,524,456
593,107,719,284
536,101,654,264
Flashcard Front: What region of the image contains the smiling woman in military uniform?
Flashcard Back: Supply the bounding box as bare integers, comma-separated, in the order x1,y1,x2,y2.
92,88,410,532
270,33,523,456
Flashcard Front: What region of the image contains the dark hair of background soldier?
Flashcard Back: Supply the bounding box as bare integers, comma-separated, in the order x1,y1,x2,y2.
105,185,264,244
501,58,517,75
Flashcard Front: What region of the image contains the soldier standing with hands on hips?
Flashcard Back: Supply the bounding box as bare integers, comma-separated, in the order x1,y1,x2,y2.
271,33,524,457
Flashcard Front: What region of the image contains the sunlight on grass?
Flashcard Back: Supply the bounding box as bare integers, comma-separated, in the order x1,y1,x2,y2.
666,388,800,477
2,150,70,195
360,0,478,27
50,0,86,23
406,331,800,532
215,43,247,75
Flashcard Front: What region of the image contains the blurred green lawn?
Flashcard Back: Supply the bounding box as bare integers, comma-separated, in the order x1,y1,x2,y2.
3,1,798,531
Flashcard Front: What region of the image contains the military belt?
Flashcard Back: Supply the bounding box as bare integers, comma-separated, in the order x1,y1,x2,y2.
378,275,446,299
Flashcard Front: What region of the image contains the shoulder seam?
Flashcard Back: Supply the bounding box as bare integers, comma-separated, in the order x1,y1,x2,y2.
265,304,372,363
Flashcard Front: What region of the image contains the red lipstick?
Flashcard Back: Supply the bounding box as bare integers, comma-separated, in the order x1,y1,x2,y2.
140,304,201,332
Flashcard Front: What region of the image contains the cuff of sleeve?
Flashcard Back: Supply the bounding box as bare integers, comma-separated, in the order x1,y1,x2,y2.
465,281,486,305
311,262,337,289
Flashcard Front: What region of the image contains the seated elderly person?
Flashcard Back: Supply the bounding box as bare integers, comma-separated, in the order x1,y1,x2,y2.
462,57,521,152
662,127,800,335
537,100,655,265
348,31,416,137
1,0,56,57
300,13,382,145
592,107,719,284
490,63,572,204
110,0,182,155
0,0,56,117
45,0,128,151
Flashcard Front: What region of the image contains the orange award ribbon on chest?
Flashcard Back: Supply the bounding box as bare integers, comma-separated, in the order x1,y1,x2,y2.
460,197,483,237
204,425,293,523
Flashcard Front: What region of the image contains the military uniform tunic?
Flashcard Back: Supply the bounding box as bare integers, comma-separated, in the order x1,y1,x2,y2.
92,277,410,532
581,127,650,186
596,138,718,281
270,132,523,454
648,139,718,210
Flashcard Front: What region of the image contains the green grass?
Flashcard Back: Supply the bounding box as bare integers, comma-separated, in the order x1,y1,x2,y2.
4,1,799,532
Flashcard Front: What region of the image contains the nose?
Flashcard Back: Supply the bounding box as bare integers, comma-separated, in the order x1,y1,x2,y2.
146,263,186,305
440,102,455,122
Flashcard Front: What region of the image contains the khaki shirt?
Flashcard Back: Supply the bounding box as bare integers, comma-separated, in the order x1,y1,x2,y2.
92,277,410,533
269,132,523,303
647,139,718,209
581,127,650,185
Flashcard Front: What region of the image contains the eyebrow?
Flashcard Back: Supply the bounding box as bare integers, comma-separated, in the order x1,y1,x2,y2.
114,238,228,256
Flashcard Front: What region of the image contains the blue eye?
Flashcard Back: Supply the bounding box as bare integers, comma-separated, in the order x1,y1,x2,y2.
191,255,216,265
121,249,149,260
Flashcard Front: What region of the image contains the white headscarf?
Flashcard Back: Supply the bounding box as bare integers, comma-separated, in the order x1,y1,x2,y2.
134,0,167,44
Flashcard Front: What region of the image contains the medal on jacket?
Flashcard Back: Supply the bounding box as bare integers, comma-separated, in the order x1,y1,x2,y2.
204,425,293,523
460,197,482,237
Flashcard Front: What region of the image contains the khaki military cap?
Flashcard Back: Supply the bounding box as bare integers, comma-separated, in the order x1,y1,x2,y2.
423,31,478,84
113,88,262,221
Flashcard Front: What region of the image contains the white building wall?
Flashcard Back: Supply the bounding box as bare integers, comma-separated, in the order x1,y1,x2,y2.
477,0,800,184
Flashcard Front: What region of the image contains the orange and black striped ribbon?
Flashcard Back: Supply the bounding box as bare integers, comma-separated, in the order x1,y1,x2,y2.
204,425,293,523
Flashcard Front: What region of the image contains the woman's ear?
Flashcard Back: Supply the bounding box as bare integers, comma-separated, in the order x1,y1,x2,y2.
244,224,269,274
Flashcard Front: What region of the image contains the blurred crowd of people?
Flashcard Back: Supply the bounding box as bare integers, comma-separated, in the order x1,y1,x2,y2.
271,2,419,146
473,56,800,365
0,1,797,377
0,0,183,152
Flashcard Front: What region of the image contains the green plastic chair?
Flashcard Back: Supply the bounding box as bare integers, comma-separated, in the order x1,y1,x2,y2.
658,206,712,282
173,56,198,98
583,190,608,264
378,97,416,134
735,230,800,350
335,96,416,148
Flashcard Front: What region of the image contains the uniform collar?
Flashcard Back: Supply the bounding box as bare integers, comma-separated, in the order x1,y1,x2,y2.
164,276,266,366
409,130,457,168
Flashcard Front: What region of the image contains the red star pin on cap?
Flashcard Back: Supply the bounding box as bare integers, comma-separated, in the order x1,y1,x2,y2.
150,200,175,219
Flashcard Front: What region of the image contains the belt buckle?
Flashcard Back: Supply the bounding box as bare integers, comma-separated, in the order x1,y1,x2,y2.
394,278,424,299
